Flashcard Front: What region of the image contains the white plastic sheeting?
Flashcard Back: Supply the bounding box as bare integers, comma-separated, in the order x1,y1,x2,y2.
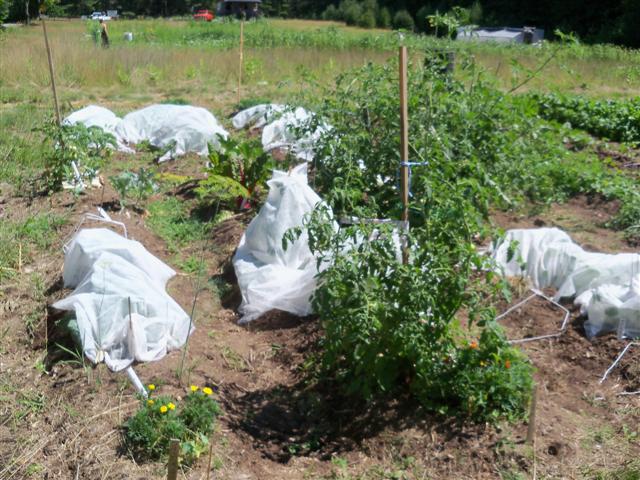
52,228,193,371
232,104,329,162
492,227,640,339
64,104,229,162
233,163,329,323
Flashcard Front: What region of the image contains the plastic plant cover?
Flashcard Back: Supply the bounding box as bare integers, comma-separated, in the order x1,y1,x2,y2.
492,227,640,339
63,104,228,161
233,163,331,323
52,228,193,371
232,104,329,162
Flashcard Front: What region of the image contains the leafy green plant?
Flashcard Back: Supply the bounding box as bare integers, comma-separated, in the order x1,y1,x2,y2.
110,168,159,210
284,55,602,422
42,121,115,193
195,136,275,210
428,8,469,38
533,92,640,142
294,207,533,422
124,384,220,464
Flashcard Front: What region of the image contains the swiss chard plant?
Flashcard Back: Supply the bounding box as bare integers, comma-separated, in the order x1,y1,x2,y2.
195,135,276,210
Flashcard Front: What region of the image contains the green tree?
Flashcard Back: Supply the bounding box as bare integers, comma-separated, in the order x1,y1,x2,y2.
0,0,9,22
340,0,361,25
392,9,414,31
415,4,434,32
619,0,640,48
322,3,339,20
377,6,390,28
357,8,375,28
469,0,482,25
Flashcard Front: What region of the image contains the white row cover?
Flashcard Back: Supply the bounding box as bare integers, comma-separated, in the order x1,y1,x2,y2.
232,104,329,162
53,228,193,371
64,104,229,162
233,164,330,323
492,227,640,339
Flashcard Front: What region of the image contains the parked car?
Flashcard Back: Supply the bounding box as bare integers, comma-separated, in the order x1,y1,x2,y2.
90,11,111,21
193,9,214,21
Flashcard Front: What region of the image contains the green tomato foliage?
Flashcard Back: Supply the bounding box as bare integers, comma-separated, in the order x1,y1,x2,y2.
41,121,115,193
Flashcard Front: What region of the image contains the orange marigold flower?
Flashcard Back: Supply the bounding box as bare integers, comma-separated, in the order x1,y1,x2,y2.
469,341,478,349
505,359,511,369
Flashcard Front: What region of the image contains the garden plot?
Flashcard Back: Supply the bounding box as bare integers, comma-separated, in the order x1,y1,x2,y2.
2,18,640,480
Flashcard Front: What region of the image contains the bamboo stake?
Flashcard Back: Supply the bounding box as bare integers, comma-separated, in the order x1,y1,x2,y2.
399,46,410,265
237,19,244,105
205,436,215,480
167,439,179,480
42,19,61,126
526,384,538,445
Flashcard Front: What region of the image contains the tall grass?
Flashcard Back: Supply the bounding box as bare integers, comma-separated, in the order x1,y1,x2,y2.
2,18,639,106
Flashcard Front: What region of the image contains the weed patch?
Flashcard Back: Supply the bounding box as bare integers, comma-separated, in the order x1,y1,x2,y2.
147,197,210,252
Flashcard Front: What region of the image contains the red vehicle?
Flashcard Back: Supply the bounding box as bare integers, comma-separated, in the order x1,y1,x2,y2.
193,9,214,21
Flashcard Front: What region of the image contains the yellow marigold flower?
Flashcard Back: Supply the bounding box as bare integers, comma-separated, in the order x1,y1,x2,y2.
202,387,213,395
147,399,155,406
190,385,199,392
148,384,156,391
168,402,176,410
160,405,168,413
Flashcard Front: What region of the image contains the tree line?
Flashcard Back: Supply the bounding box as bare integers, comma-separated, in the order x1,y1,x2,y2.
2,0,639,48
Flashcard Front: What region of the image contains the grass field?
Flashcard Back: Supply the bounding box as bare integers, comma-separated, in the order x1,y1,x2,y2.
1,17,640,480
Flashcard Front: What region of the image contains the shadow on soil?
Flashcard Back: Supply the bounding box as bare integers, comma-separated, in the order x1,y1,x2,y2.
221,378,484,463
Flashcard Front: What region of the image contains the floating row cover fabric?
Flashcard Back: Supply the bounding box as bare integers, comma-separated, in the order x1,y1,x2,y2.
232,104,329,162
64,104,229,162
492,227,640,339
52,228,193,371
233,163,330,323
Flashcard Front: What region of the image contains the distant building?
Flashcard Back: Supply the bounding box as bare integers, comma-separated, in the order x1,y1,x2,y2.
217,0,261,19
456,26,544,44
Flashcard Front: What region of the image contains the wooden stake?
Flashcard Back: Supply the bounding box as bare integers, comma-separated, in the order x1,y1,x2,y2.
399,46,410,265
42,19,61,126
237,19,244,105
526,384,538,445
205,436,214,480
167,439,180,480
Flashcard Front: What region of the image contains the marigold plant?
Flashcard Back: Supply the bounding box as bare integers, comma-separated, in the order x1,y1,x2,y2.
123,385,220,464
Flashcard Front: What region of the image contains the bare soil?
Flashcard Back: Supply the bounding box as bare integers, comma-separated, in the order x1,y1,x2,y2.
1,180,639,479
